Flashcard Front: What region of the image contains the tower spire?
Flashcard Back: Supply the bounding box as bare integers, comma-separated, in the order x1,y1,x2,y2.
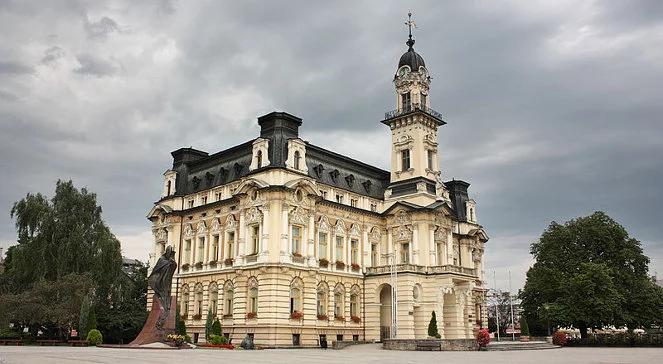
405,11,416,50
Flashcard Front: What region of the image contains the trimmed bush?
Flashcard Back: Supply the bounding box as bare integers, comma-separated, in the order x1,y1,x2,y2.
211,318,222,336
87,329,103,346
519,316,530,336
476,328,491,348
208,334,227,345
428,311,440,339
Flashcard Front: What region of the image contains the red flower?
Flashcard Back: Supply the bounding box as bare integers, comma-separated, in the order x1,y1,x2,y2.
290,311,303,320
476,328,490,347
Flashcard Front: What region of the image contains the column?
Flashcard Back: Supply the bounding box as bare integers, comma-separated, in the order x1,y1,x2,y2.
446,229,453,265
280,203,290,263
238,210,246,264
362,227,369,271
411,223,418,265
387,228,393,264
307,213,316,265
259,203,269,263
429,226,436,266
345,233,351,271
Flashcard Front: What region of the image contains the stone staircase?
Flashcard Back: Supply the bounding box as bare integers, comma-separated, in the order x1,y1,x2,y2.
486,341,560,351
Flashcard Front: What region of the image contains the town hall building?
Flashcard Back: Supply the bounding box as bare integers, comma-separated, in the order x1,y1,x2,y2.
146,21,488,347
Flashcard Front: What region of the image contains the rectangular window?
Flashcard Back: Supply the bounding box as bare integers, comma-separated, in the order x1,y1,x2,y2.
437,242,444,266
321,190,328,199
292,226,301,254
402,149,411,171
351,239,358,265
197,237,205,263
350,199,358,208
202,196,207,204
336,236,344,261
211,235,219,261
336,194,343,204
371,244,379,266
370,204,377,212
227,231,235,258
427,150,434,170
420,93,427,108
215,192,222,201
184,239,191,263
211,299,217,315
319,232,328,259
401,243,409,264
401,92,411,111
187,200,194,209
251,225,259,254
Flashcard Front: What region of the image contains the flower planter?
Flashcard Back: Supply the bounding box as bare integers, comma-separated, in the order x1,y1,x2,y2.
334,315,345,322
192,313,202,320
335,261,345,270
181,263,190,270
246,312,257,319
224,258,234,267
290,311,303,320
317,314,329,321
319,259,329,268
351,263,360,272
351,315,361,323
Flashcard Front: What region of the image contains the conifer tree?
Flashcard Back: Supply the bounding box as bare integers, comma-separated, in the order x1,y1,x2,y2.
428,311,440,338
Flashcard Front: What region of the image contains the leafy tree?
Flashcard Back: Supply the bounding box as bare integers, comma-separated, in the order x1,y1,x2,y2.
520,212,663,338
487,291,516,335
427,311,440,338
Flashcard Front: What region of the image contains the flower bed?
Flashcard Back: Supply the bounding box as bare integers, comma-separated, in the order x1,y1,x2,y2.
201,343,235,350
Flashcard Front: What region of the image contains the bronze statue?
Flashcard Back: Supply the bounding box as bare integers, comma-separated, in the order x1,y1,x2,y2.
148,246,177,330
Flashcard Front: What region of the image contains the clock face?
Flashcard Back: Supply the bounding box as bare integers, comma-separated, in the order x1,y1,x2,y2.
397,66,409,77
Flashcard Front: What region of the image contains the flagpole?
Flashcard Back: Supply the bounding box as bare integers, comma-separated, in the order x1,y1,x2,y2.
508,269,515,341
493,269,500,342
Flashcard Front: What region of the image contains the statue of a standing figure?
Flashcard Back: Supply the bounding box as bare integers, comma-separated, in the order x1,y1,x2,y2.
148,246,177,330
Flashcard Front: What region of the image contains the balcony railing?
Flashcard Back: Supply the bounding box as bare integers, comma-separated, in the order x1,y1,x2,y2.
384,103,445,123
365,264,477,276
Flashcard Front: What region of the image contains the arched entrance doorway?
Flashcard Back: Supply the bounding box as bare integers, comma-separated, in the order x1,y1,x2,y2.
378,284,392,341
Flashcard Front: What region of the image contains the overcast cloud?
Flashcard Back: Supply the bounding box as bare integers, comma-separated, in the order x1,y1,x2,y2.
1,0,662,292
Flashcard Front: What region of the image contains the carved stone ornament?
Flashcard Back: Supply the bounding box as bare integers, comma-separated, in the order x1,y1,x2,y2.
245,207,262,224
211,218,221,233
396,210,410,225
197,221,207,235
439,283,454,296
335,220,346,235
289,207,309,225
369,227,381,243
318,216,331,232
349,224,361,237
434,227,447,242
225,214,237,230
154,228,167,243
183,224,194,237
393,225,412,242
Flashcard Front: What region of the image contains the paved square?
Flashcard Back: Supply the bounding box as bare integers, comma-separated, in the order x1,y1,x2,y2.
1,344,662,364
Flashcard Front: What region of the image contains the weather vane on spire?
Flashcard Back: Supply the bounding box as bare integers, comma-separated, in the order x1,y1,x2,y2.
405,11,417,50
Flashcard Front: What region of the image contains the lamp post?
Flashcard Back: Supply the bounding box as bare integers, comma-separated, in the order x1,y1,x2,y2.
544,303,551,336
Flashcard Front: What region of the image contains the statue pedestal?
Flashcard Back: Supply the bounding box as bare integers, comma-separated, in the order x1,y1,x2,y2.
129,295,177,346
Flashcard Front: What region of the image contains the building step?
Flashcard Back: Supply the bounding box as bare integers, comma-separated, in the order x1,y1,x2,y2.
486,341,560,351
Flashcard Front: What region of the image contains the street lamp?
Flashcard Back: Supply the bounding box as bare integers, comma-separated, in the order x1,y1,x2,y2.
543,303,551,336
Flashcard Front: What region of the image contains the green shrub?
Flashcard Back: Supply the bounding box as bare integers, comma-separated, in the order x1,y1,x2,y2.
208,334,227,345
184,334,192,343
519,316,530,336
427,311,440,338
87,329,103,346
211,318,222,336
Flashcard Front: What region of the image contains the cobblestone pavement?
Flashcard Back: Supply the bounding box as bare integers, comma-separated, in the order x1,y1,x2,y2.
1,344,662,364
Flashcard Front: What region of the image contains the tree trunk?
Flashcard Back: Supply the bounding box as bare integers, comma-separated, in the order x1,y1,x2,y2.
578,322,588,340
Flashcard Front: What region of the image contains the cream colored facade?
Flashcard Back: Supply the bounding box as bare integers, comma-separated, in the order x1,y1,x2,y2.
146,35,488,347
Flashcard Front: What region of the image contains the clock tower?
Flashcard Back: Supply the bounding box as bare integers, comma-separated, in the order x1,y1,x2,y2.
382,13,446,206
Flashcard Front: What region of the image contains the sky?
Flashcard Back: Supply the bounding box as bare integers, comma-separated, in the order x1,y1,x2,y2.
1,0,662,292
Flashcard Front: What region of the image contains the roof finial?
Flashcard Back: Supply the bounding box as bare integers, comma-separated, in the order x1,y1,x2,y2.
405,11,416,50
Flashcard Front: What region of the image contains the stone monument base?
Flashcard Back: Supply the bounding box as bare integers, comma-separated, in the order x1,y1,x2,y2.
129,295,177,346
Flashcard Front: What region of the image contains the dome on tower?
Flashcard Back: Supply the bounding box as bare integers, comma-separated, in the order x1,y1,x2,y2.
398,47,426,72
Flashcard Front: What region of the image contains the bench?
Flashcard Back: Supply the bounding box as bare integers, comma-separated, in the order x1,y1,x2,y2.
69,340,89,347
0,339,23,346
416,340,441,351
36,339,63,346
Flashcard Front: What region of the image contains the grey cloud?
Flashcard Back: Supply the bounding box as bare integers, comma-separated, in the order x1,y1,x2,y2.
41,46,66,65
73,53,120,77
0,1,661,287
0,61,32,75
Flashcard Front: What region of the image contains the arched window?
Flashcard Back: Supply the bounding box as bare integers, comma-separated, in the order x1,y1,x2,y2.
247,277,259,315
350,292,359,317
195,284,204,317
290,278,303,314
166,180,171,196
294,151,301,170
334,284,345,319
181,285,190,319
256,150,263,168
209,283,218,317
224,281,234,317
317,282,329,317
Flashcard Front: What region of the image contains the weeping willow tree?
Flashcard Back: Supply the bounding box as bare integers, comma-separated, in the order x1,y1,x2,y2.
5,180,123,304
0,181,126,338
